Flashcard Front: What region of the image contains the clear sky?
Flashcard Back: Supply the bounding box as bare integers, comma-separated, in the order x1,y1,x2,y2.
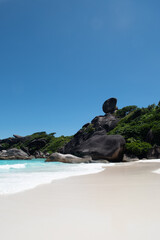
0,0,160,139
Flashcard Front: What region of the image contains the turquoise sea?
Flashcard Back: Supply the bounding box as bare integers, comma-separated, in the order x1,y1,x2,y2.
0,159,108,195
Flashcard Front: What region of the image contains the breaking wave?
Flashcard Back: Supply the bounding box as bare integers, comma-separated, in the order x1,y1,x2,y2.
0,164,26,170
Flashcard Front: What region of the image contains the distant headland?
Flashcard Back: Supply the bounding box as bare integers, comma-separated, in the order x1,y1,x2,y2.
0,98,160,162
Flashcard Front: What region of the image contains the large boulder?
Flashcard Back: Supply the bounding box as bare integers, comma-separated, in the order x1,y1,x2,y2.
147,146,160,159
62,131,125,162
0,148,33,160
60,97,125,162
45,152,109,163
27,138,47,155
61,114,119,155
28,138,47,149
91,113,119,132
75,131,125,162
102,98,117,114
45,152,92,163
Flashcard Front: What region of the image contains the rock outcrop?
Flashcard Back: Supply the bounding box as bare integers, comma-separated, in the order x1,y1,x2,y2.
147,146,160,159
0,135,30,148
61,113,120,155
123,154,139,162
34,151,49,158
28,139,47,149
0,148,33,160
61,98,125,162
45,152,109,163
46,152,91,163
27,138,47,155
13,134,24,139
75,131,125,161
0,98,126,161
0,133,48,158
61,131,125,162
91,113,119,132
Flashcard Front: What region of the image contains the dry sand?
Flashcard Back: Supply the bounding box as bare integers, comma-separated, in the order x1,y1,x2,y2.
0,161,160,240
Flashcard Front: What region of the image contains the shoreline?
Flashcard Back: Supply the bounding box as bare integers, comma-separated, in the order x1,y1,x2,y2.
0,161,160,239
0,160,109,195
0,159,160,196
1,158,156,196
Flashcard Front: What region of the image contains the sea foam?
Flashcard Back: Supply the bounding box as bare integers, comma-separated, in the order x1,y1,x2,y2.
152,169,160,174
137,159,160,175
138,159,160,163
0,159,113,195
0,164,26,170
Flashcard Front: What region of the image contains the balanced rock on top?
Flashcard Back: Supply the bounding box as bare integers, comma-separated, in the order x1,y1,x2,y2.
102,98,117,114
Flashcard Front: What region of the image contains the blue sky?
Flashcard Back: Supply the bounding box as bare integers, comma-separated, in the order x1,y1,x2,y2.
0,0,160,139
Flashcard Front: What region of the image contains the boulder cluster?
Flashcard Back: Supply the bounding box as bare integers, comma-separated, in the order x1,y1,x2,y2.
0,148,32,160
47,98,126,163
0,134,48,160
0,98,126,162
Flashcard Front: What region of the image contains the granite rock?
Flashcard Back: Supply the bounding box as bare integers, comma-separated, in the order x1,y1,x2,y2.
62,130,125,162
0,148,33,160
102,98,117,114
147,145,160,159
45,152,92,163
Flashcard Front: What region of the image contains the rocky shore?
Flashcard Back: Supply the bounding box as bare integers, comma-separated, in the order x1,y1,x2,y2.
0,148,33,160
1,97,160,162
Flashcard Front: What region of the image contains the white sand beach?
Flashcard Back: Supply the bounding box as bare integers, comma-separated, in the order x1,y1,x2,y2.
0,161,160,240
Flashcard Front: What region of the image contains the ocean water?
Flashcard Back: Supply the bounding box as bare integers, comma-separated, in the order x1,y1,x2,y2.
0,159,110,195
